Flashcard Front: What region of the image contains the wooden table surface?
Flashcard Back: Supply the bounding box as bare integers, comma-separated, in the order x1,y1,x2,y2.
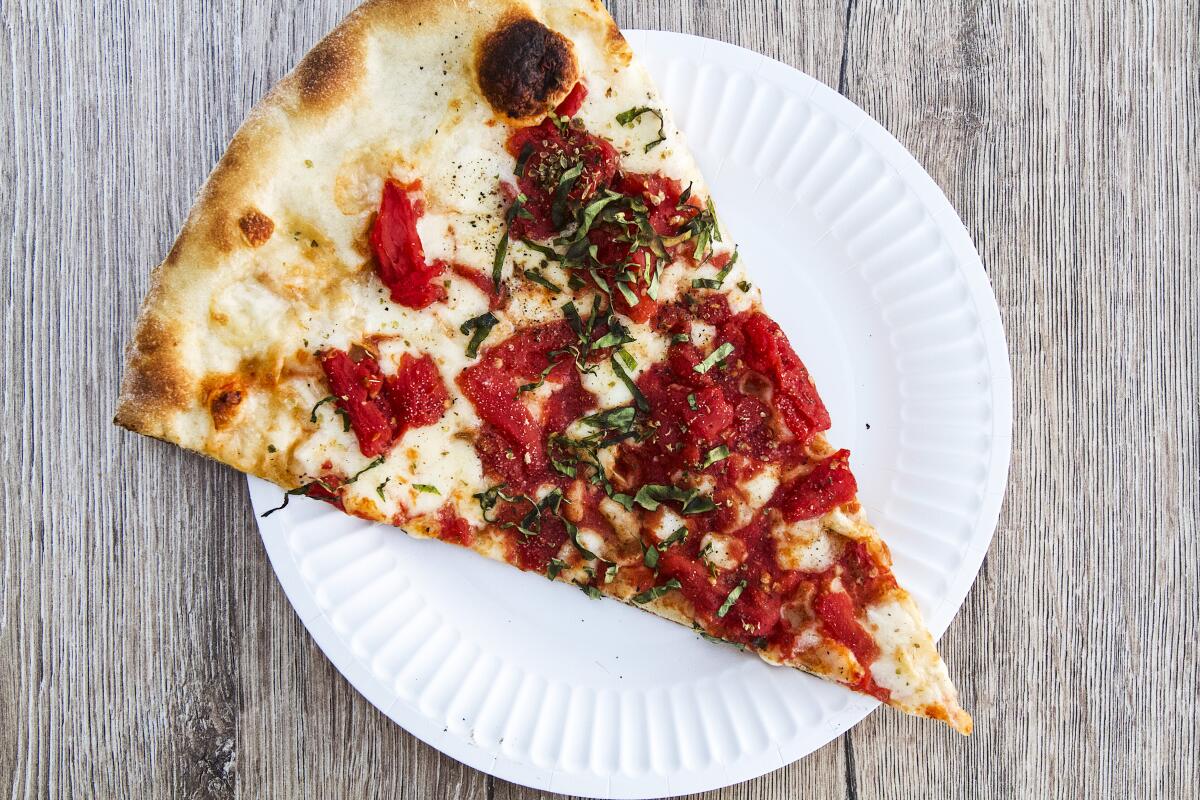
3,0,1197,797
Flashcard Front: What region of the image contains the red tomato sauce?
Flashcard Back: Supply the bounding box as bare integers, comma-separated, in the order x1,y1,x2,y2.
436,504,473,546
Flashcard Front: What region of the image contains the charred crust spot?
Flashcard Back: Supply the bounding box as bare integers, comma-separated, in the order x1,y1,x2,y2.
477,16,578,120
295,26,362,109
204,376,247,431
237,209,274,247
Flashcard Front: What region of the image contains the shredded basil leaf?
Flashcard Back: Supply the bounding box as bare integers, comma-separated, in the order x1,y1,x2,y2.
681,494,717,515
615,280,640,308
578,583,603,599
493,193,528,290
587,268,610,296
643,543,660,570
514,142,535,178
460,312,499,358
687,393,698,410
737,280,752,292
569,191,623,242
692,249,738,290
592,317,635,350
700,445,731,470
615,106,666,152
564,518,597,560
632,484,671,511
474,484,567,539
693,623,748,651
660,526,688,548
309,396,351,432
551,162,584,228
634,484,717,515
523,268,562,292
582,405,637,432
261,479,335,518
310,396,336,423
609,352,649,412
412,483,440,495
717,580,747,618
604,564,619,584
699,540,717,576
547,558,566,580
517,355,564,396
694,342,734,374
520,238,562,261
562,300,585,338
376,478,390,501
346,456,385,484
473,484,525,524
631,579,682,604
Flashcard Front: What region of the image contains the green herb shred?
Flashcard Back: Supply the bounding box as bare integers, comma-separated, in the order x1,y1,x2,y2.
660,526,688,548
610,352,649,412
632,578,682,604
717,580,747,618
493,193,530,290
523,268,562,292
692,249,739,290
564,518,597,560
643,542,660,570
460,312,500,358
309,396,336,423
694,342,734,374
615,106,666,152
700,445,731,470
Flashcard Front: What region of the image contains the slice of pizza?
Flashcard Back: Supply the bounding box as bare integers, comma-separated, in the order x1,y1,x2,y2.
116,0,971,733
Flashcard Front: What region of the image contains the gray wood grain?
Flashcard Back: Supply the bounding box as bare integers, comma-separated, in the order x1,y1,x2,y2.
2,0,1196,797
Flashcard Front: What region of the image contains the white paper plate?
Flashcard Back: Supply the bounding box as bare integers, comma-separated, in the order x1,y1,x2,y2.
250,30,1011,798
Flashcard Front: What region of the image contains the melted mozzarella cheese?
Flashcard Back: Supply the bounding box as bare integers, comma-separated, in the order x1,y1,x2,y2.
574,527,606,563
649,508,686,544
772,518,841,573
740,468,780,509
580,323,671,409
699,533,743,571
689,321,717,349
600,496,639,539
865,599,957,708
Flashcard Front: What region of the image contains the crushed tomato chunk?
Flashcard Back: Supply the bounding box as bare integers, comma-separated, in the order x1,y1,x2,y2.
369,180,446,309
319,348,449,458
772,449,857,522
